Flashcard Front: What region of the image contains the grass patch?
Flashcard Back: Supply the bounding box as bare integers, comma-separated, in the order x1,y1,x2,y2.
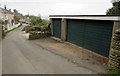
5,25,22,34
107,70,120,76
1,25,22,39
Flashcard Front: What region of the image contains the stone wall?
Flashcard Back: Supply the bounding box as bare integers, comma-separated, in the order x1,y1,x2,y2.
108,29,120,70
29,31,50,40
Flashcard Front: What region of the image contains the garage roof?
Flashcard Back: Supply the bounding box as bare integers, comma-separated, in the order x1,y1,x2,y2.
49,15,120,21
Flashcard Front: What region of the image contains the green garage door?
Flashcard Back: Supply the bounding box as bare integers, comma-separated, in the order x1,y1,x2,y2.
67,20,85,47
53,19,61,38
67,19,113,57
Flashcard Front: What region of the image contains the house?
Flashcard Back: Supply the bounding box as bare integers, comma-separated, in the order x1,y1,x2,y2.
0,8,3,20
25,15,31,24
49,15,120,60
0,5,22,31
0,5,15,30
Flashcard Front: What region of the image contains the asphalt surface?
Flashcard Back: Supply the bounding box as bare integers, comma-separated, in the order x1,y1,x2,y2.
2,25,96,74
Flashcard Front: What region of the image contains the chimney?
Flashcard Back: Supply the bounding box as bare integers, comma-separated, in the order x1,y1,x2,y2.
4,5,6,10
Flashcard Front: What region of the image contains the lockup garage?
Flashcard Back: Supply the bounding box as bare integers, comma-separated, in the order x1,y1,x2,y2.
49,15,120,58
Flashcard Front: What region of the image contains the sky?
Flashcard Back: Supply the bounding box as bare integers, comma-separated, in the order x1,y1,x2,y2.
0,0,113,19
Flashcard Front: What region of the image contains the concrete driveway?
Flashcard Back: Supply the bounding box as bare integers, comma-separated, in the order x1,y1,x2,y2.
2,25,97,74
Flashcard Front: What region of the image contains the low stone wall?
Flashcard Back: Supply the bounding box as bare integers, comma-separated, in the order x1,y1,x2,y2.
108,29,120,70
29,31,50,40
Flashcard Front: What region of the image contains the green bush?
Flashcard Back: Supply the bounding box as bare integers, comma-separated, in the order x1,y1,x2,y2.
23,26,35,33
30,15,42,25
26,27,34,33
31,19,38,25
35,20,50,31
106,1,120,15
29,14,50,32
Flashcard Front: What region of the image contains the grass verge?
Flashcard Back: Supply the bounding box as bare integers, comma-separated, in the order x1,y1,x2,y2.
5,25,22,34
107,70,120,76
1,25,22,39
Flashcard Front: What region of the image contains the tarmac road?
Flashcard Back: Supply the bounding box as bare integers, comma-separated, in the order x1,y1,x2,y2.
2,24,96,74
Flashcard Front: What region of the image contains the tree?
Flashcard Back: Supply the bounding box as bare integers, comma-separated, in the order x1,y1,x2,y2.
106,7,116,15
106,1,120,15
13,9,18,14
30,15,42,25
31,19,37,25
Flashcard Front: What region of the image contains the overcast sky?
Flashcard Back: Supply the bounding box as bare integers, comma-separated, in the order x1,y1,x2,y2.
0,0,113,19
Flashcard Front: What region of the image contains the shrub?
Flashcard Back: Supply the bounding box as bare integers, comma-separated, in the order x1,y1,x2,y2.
26,27,35,33
31,19,38,25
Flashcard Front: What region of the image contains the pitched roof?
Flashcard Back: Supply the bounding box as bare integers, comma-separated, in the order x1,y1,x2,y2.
0,7,13,14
